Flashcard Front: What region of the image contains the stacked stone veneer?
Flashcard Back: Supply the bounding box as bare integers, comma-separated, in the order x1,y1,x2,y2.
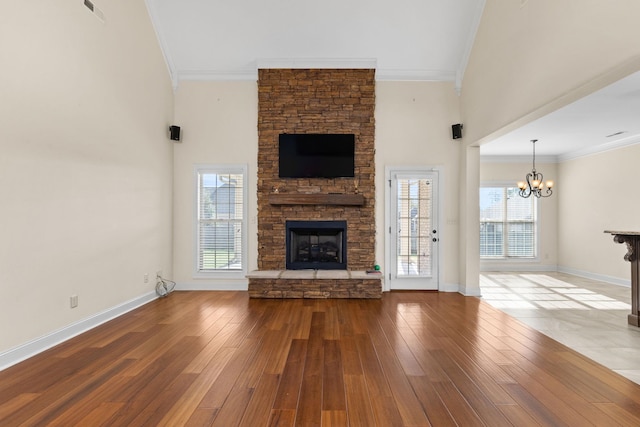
252,68,380,298
249,278,382,298
247,271,382,299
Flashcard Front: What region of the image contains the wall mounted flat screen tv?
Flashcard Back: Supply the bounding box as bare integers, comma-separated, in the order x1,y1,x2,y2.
279,134,355,178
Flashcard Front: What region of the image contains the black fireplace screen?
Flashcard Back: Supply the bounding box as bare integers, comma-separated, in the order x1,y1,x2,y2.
286,220,347,270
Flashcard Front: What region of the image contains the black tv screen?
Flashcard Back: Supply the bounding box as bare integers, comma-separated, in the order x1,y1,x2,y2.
279,134,355,178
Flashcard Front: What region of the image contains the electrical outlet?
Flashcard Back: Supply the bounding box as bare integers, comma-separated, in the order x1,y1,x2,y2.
70,295,78,308
144,273,149,283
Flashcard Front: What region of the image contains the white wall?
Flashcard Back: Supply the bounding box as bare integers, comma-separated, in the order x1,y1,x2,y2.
558,145,640,284
480,161,558,271
0,1,174,355
480,150,638,285
172,81,258,288
171,80,463,291
461,1,640,289
375,81,462,290
462,0,640,145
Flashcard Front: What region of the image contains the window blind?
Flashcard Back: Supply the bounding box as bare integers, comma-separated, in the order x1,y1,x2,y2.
198,171,244,271
480,186,536,258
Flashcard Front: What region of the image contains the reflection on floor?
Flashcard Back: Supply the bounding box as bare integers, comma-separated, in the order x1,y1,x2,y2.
480,271,640,385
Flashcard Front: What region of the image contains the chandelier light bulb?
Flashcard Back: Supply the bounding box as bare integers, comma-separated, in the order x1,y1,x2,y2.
517,181,526,189
546,180,554,188
532,179,540,188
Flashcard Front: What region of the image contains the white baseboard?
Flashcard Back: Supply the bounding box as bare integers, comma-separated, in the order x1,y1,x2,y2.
381,282,468,295
0,291,157,372
557,266,630,288
479,264,630,288
440,282,460,293
458,285,483,297
480,263,558,272
176,280,248,291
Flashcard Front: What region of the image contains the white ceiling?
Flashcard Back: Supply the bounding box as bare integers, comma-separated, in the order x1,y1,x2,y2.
145,0,640,159
146,0,485,84
480,70,640,160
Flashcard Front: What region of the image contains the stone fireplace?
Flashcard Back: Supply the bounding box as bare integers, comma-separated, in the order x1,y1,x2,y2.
247,68,382,298
286,220,347,270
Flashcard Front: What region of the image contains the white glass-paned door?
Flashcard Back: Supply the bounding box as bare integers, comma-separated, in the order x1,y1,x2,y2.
390,171,439,290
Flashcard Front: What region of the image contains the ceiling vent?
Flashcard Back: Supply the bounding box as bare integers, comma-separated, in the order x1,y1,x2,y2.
605,131,626,138
84,0,105,22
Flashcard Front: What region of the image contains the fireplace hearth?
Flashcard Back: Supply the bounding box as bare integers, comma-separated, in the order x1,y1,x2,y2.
286,220,347,270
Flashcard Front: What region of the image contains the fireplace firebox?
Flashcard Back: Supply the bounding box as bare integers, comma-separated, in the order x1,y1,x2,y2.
286,220,347,270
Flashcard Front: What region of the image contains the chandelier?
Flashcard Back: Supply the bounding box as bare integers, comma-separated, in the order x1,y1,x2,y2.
517,139,553,198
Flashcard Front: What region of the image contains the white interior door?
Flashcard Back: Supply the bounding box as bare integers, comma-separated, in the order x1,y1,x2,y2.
389,170,439,290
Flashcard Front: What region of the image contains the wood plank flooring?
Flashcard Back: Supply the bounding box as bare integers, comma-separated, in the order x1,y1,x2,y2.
2,291,640,426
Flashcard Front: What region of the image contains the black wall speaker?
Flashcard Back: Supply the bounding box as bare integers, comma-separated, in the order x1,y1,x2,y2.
169,125,181,141
452,123,463,139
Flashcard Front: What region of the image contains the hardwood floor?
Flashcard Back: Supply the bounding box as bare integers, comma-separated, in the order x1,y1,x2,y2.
2,291,640,426
480,272,640,384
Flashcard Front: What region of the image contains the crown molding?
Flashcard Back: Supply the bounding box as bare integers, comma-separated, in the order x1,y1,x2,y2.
175,61,461,83
455,0,486,93
482,135,640,164
256,58,377,70
480,155,559,164
177,59,380,83
376,68,456,81
557,134,640,162
144,0,178,88
177,68,259,82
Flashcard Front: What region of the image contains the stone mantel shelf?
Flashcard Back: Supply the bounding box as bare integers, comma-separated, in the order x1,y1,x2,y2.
268,193,365,206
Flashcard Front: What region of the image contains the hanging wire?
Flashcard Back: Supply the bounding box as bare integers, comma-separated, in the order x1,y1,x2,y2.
155,275,176,297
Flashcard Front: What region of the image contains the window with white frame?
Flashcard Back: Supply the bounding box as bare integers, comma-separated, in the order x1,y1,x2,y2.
196,166,246,273
480,186,537,258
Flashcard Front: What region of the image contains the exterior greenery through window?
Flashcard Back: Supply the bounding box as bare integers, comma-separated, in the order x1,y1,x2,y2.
197,167,245,272
480,186,537,258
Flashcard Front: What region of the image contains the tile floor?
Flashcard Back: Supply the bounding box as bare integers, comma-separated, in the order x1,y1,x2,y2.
480,271,640,385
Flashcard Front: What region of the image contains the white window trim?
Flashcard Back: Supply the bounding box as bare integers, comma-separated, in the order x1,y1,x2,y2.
479,181,541,262
193,164,248,279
